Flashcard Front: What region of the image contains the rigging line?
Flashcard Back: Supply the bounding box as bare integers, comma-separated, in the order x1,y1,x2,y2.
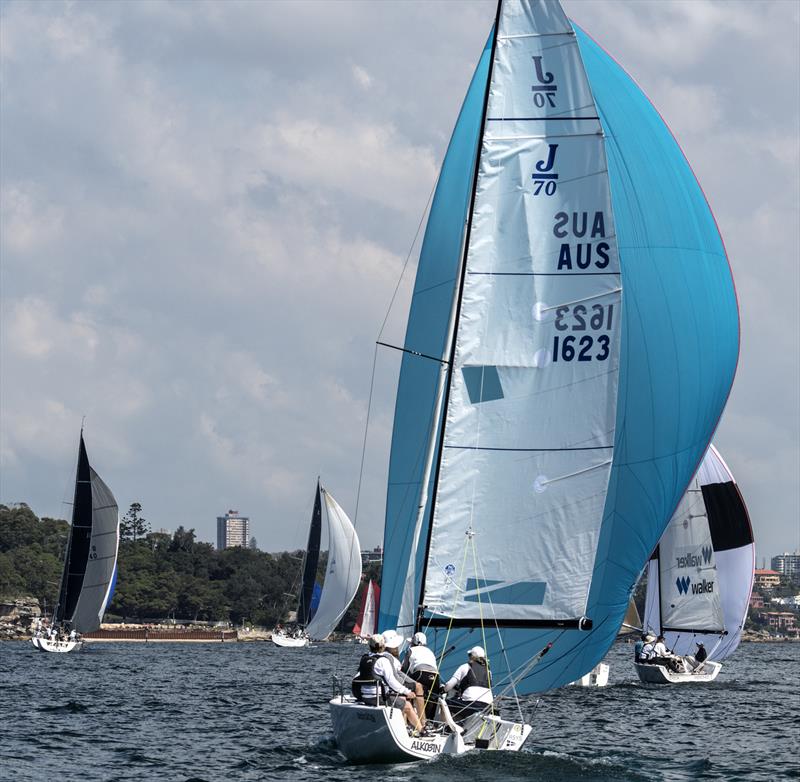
472,534,524,724
351,345,378,528
499,30,574,40
468,532,496,730
375,341,451,366
376,171,440,343
420,533,473,719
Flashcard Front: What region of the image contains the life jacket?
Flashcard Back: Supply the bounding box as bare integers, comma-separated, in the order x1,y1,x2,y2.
351,652,382,701
457,659,490,695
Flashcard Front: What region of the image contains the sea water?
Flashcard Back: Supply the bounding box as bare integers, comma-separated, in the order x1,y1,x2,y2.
1,639,796,781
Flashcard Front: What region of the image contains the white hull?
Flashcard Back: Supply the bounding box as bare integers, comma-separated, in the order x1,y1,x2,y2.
329,697,531,763
31,636,82,653
570,662,610,687
634,660,721,684
270,633,309,648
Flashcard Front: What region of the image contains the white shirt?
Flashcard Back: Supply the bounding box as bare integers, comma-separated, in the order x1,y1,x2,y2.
444,662,493,704
404,645,439,675
640,642,655,660
374,656,413,696
652,641,669,657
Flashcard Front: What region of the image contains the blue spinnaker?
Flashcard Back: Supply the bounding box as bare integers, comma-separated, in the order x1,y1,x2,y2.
379,2,738,695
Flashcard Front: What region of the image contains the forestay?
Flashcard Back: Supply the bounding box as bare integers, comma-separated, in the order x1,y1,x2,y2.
305,490,362,641
421,0,621,627
644,445,754,658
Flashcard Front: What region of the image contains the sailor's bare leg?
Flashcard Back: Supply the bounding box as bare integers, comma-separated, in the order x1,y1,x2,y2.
412,682,426,727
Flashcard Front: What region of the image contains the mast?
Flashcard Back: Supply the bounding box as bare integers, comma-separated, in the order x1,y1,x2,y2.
297,479,322,627
655,545,663,635
414,0,503,634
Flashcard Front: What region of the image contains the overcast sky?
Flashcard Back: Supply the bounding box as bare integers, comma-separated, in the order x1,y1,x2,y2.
1,0,797,563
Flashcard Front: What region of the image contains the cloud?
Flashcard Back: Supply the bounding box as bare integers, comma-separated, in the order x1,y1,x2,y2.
0,0,797,562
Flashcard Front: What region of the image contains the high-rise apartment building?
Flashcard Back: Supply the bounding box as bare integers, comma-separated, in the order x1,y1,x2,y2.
216,510,250,550
771,552,800,579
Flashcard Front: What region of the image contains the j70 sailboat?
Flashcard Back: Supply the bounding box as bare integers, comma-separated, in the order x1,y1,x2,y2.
330,0,739,762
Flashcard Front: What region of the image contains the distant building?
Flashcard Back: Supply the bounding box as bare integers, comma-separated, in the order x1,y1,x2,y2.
771,552,800,579
361,546,383,566
753,569,781,590
760,611,797,634
749,592,764,609
216,510,250,550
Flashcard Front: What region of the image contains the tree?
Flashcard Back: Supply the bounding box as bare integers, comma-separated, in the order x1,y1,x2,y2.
121,502,150,541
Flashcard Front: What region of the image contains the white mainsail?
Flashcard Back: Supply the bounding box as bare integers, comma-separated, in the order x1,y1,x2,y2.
305,489,362,640
657,485,724,633
421,0,621,625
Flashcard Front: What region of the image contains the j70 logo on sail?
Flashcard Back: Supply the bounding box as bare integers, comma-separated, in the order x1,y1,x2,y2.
531,56,557,108
532,144,559,196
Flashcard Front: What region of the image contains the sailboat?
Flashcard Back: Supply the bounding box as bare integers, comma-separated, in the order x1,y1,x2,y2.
331,0,738,762
272,481,362,647
353,580,380,643
31,431,120,654
636,445,754,684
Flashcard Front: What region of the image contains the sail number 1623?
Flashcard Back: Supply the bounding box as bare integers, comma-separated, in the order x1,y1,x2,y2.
552,303,613,362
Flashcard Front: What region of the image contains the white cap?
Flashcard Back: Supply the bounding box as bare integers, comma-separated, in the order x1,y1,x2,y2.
410,631,427,646
383,630,403,649
468,645,486,659
368,633,385,650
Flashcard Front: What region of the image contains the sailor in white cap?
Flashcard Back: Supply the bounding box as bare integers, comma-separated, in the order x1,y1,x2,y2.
382,630,426,728
351,632,423,732
442,645,493,722
401,632,440,720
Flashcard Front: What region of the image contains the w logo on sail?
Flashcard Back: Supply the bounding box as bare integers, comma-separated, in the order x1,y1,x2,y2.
702,546,713,564
676,576,691,595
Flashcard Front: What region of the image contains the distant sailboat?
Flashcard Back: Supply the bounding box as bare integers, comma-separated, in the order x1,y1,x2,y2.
571,598,641,687
272,481,362,647
353,580,380,643
332,0,738,762
637,445,755,684
32,431,120,654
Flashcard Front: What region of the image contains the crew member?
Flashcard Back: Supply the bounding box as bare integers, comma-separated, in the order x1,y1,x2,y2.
443,646,493,722
383,630,426,728
649,635,681,672
634,633,647,662
402,631,440,720
352,633,423,733
694,642,708,663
